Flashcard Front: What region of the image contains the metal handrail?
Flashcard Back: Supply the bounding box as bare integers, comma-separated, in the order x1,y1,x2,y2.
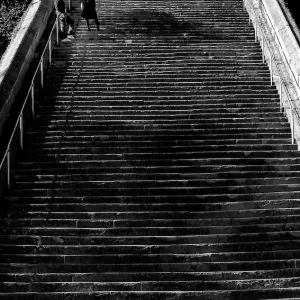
244,0,300,144
0,15,60,188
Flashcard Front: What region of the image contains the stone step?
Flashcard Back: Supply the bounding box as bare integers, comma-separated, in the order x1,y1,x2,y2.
0,237,300,252
10,176,300,189
0,261,298,274
2,196,298,209
1,222,300,236
1,0,299,296
14,160,300,173
23,138,293,146
47,74,270,80
27,120,290,129
1,290,300,300
2,215,300,229
24,130,292,139
18,150,300,162
1,251,300,266
31,114,286,123
50,56,266,62
12,164,300,177
49,59,265,65
38,98,280,105
23,136,293,144
2,269,300,282
2,280,300,292
10,172,300,183
20,143,296,153
25,127,292,137
6,187,300,199
0,230,299,245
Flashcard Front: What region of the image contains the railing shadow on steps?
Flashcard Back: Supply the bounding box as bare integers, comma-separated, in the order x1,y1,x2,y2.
244,0,300,147
0,13,61,199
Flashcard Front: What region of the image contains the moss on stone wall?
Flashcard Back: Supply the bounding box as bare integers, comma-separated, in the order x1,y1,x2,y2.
0,0,31,55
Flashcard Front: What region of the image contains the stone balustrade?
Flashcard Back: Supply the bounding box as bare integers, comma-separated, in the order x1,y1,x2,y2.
0,0,54,139
246,0,300,146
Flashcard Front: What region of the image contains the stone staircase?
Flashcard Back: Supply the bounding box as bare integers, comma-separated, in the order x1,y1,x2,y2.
1,0,300,298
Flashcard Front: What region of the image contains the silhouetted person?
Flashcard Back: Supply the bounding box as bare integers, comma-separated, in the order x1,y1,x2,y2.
81,0,100,31
54,0,74,36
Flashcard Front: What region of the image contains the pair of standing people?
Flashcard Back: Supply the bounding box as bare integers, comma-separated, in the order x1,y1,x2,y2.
55,0,100,36
81,0,100,31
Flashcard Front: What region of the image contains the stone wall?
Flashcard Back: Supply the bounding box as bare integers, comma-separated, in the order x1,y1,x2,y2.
246,0,300,145
262,0,300,90
0,0,54,139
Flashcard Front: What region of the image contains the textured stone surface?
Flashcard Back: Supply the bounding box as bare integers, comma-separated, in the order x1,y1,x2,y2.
1,0,300,298
245,0,300,145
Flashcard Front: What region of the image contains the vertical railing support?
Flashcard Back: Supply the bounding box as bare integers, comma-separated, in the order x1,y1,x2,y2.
49,35,52,66
262,37,265,63
291,106,295,144
279,81,283,113
20,114,24,150
270,56,273,86
40,58,44,88
56,18,59,45
31,83,35,116
7,150,10,187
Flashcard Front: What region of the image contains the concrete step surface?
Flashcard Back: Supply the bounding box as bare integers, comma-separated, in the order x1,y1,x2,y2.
1,0,300,297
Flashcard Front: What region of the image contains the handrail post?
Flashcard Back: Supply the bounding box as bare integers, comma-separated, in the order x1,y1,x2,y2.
269,56,273,85
254,19,257,42
56,17,59,45
49,35,52,66
20,113,24,150
291,106,295,144
7,150,10,187
40,58,44,88
279,81,283,113
262,37,264,62
31,83,35,116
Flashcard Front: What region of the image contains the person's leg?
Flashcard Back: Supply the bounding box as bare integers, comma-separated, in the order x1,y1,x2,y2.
66,14,74,34
85,19,91,31
94,11,100,30
58,12,66,33
95,17,100,30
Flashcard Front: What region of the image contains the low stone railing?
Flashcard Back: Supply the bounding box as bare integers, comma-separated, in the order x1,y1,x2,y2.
0,0,55,138
244,0,300,147
0,0,58,197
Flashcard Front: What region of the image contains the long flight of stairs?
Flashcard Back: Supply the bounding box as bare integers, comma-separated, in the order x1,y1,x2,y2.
2,0,300,299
